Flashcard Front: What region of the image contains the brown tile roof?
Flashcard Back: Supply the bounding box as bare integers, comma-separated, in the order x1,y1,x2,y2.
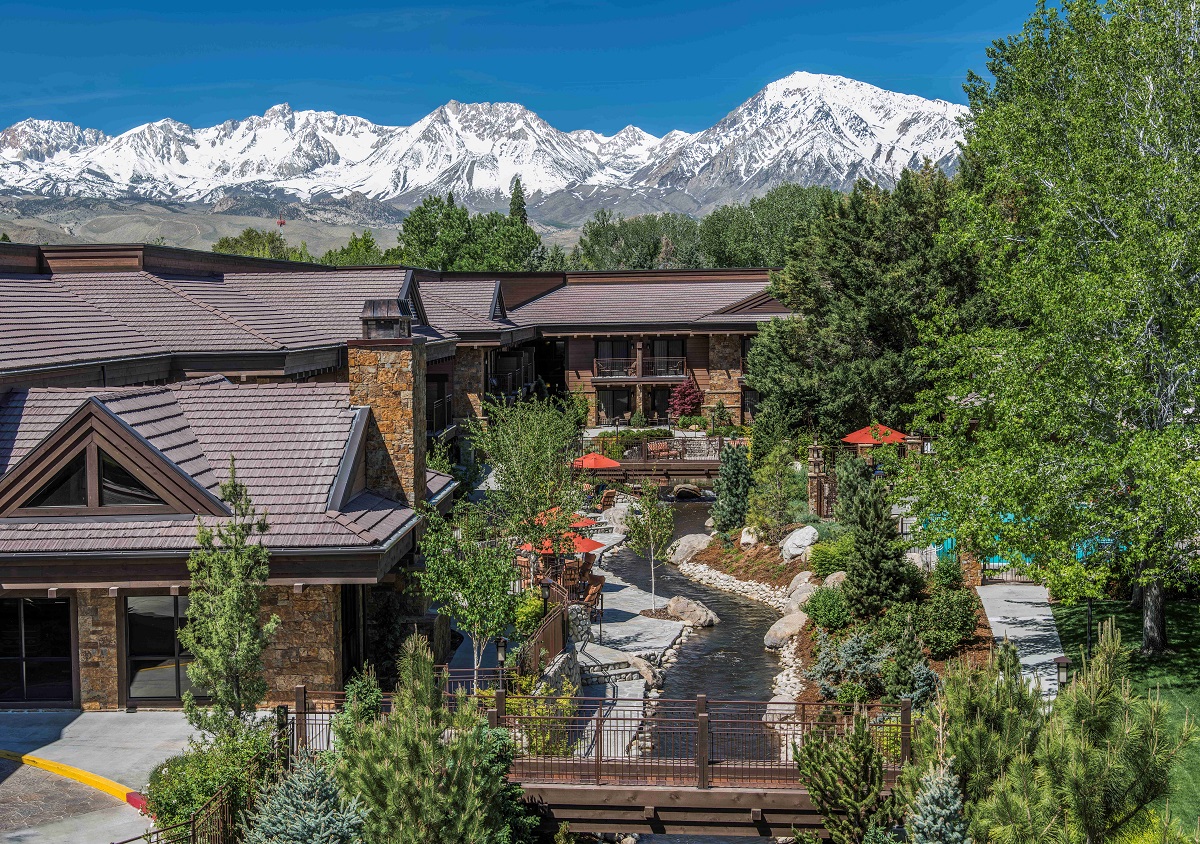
0,377,453,554
419,278,513,334
509,280,775,328
0,275,169,373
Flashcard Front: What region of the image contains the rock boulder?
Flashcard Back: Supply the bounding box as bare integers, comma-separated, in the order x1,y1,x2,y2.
601,504,631,533
786,570,815,594
668,533,712,565
672,483,703,500
665,596,720,627
764,611,808,649
783,585,816,615
762,693,798,723
823,571,847,588
780,525,819,561
740,526,759,548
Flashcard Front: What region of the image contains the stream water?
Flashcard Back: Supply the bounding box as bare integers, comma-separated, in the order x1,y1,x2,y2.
599,501,784,844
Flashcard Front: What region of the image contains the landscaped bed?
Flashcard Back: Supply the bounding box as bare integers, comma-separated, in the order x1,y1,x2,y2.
688,539,802,588
1052,600,1200,830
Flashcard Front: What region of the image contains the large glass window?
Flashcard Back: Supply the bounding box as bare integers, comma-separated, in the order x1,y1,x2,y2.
21,447,165,510
597,389,632,423
595,339,631,361
647,339,685,376
100,452,164,506
25,454,87,508
126,596,199,701
0,598,72,702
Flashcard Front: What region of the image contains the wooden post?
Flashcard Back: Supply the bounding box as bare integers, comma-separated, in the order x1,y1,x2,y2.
487,708,498,729
294,685,307,751
274,704,290,770
594,705,604,785
697,713,711,789
900,697,912,764
496,688,507,720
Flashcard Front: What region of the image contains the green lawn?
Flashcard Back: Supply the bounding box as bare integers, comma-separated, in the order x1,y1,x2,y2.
1052,600,1200,829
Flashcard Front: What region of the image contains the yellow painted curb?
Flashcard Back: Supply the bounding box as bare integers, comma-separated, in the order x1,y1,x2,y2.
0,748,135,803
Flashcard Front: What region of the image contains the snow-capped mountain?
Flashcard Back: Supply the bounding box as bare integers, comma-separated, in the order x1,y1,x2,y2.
0,72,966,217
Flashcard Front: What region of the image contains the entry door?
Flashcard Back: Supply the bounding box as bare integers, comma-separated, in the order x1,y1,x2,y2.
125,596,200,702
0,598,73,703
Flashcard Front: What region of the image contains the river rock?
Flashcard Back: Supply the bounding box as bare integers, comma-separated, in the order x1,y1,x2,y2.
665,595,720,627
704,516,715,529
780,525,819,561
673,483,703,500
762,693,798,724
786,571,815,594
740,526,759,548
601,504,631,533
783,585,816,614
669,533,712,565
764,611,808,649
823,571,847,588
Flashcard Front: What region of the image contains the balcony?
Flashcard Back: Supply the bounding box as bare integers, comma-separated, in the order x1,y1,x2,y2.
592,357,688,380
426,396,452,435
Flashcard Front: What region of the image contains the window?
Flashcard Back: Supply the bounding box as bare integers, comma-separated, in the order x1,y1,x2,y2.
595,339,631,361
596,389,632,423
25,454,87,508
648,339,685,376
0,598,72,702
20,447,165,511
742,388,761,420
125,596,199,701
649,387,671,420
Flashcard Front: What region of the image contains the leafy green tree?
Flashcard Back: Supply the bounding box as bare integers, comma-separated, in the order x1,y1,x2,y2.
242,754,365,844
464,397,584,551
747,440,805,541
978,622,1197,844
837,457,918,617
711,443,751,532
902,0,1200,656
178,461,279,735
334,637,538,844
573,209,702,270
389,194,472,270
699,183,834,267
795,715,903,844
212,227,314,262
418,501,517,685
744,316,814,465
907,760,970,844
388,191,542,271
625,489,676,610
319,230,387,266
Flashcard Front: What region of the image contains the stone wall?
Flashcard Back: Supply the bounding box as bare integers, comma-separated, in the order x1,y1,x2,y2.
76,590,119,711
452,346,486,421
262,585,342,703
704,334,745,423
348,340,427,505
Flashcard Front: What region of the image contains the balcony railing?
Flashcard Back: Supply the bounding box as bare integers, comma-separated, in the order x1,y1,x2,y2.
593,357,688,378
426,397,451,434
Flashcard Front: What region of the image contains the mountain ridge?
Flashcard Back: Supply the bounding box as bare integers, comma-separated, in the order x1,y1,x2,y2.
0,72,967,228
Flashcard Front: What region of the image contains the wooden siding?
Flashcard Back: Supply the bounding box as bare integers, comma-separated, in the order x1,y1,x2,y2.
687,336,711,390
0,242,42,273
566,337,595,391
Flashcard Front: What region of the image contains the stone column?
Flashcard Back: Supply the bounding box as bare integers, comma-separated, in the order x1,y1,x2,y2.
452,346,486,421
349,339,427,506
704,334,744,423
262,585,342,704
76,590,119,710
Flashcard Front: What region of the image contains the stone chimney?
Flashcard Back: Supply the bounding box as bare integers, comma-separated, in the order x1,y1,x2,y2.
349,299,427,506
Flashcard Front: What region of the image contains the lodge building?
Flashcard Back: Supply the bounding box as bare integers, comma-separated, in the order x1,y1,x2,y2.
0,242,791,709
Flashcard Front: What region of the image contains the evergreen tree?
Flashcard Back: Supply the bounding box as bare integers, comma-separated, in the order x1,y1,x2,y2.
0,232,10,242
907,760,970,844
334,637,538,844
509,176,528,224
320,230,387,266
243,754,365,844
178,460,279,735
744,317,812,466
747,440,805,541
881,615,938,709
212,227,314,262
838,457,919,617
795,715,903,844
711,443,751,532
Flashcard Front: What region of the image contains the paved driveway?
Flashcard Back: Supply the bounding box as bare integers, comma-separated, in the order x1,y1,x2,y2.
976,582,1065,696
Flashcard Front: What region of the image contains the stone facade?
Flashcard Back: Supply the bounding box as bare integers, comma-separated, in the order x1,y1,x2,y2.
262,584,342,703
349,340,427,505
76,590,119,711
705,334,745,423
452,346,486,421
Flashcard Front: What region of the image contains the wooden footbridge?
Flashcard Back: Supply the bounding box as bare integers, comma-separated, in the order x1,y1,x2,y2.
574,434,732,482
291,685,911,838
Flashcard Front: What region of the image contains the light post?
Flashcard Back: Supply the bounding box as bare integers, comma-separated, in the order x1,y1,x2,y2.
540,577,552,619
495,636,507,668
1054,654,1072,691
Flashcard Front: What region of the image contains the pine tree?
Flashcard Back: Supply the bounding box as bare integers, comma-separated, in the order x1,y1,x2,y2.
882,616,938,709
334,637,538,844
907,760,969,844
0,232,10,242
747,440,805,541
178,460,279,735
795,715,902,844
509,177,528,224
243,754,365,844
838,458,919,617
711,443,751,532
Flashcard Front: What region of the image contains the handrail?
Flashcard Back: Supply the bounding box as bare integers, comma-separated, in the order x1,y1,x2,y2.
594,357,638,377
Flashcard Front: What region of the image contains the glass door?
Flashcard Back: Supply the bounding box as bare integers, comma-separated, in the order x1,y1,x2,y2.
0,598,72,703
126,596,199,702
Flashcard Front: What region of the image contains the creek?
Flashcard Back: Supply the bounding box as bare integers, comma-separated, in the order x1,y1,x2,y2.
599,501,784,844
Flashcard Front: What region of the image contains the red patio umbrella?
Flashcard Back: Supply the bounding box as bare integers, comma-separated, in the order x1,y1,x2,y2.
573,452,621,470
521,534,607,556
532,507,597,529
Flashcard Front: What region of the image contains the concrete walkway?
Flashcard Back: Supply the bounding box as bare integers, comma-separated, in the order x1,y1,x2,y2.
590,562,685,663
976,582,1065,696
0,710,192,844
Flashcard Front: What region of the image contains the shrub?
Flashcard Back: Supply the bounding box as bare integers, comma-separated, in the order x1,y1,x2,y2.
810,533,855,578
331,666,383,750
146,726,272,828
880,616,939,708
242,754,364,844
918,588,978,659
629,410,647,428
930,553,965,592
514,588,547,641
709,399,731,428
805,630,888,700
836,681,869,704
805,587,852,631
675,414,706,429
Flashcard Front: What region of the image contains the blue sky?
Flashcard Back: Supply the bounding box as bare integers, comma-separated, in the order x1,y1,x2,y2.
1,0,1035,136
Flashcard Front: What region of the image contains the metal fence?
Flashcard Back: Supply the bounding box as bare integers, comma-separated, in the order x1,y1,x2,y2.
577,435,737,463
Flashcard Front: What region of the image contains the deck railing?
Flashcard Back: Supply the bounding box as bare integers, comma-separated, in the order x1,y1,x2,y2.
577,435,736,463
594,357,638,377
642,356,686,377
593,357,688,378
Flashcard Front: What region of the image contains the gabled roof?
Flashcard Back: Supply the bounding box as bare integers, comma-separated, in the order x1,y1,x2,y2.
0,377,454,557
